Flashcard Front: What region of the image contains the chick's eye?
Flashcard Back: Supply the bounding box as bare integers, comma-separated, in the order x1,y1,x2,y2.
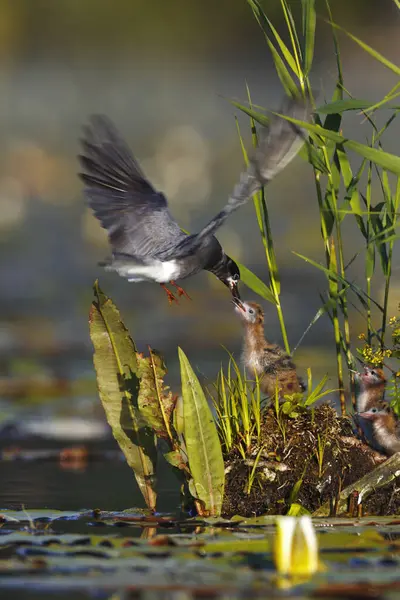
370,370,376,376
371,408,377,413
233,274,239,281
248,309,254,315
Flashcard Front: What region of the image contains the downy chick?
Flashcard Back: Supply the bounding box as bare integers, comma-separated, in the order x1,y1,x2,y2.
359,402,400,456
233,299,304,399
355,366,387,453
356,366,386,413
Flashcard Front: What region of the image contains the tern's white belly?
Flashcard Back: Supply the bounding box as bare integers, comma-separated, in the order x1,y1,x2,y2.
124,259,181,283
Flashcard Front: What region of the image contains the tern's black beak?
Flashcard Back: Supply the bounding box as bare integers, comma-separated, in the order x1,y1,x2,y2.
230,281,241,301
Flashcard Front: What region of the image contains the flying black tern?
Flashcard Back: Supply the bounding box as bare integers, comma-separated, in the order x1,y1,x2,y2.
78,95,311,303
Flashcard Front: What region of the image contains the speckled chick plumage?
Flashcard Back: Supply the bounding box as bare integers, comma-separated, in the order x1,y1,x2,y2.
355,366,390,454
234,300,304,399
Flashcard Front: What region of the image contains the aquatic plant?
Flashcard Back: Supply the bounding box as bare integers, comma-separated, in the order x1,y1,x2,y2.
89,282,224,516
210,354,265,459
231,0,400,416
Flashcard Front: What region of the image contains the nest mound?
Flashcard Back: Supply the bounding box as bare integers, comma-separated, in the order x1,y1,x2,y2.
222,403,400,517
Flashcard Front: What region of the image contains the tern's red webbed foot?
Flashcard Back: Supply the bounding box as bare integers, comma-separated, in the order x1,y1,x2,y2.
170,281,191,300
160,283,178,305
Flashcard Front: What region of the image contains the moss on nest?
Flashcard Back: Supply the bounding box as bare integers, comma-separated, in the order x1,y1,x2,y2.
222,403,400,517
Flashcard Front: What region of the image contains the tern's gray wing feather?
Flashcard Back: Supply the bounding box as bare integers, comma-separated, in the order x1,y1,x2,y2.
78,115,186,258
172,96,312,257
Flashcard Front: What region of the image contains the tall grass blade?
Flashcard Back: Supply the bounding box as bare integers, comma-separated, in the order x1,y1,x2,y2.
293,252,384,311
279,0,303,82
317,99,396,114
276,113,400,176
301,0,316,76
329,22,400,76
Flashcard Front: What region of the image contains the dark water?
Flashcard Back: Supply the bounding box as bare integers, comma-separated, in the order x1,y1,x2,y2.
0,439,179,514
2,432,400,600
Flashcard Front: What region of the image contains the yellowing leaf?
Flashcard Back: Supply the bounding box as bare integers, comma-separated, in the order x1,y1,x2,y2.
89,282,157,511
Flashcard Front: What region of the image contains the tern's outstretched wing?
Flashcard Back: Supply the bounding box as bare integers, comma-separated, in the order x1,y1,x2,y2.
78,115,186,258
173,95,312,256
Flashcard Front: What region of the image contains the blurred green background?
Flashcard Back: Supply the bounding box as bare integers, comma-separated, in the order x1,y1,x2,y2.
0,0,399,399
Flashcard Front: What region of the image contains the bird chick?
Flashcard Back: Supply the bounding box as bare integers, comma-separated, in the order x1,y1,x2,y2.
355,366,386,413
355,366,387,453
358,402,400,456
233,299,304,399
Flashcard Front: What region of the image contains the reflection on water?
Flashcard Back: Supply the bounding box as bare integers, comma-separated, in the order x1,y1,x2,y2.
0,440,179,513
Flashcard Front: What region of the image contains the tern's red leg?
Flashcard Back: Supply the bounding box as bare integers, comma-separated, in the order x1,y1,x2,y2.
160,283,178,304
170,280,191,300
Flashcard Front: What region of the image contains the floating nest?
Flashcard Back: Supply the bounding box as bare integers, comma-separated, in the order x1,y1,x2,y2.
222,403,400,517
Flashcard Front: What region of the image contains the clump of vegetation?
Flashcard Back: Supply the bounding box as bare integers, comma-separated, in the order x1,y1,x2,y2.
210,361,399,517
90,282,224,517
222,403,376,517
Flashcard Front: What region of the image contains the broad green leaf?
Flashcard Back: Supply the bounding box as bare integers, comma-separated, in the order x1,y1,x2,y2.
238,262,277,304
163,449,187,470
89,281,157,511
136,350,176,444
178,347,224,517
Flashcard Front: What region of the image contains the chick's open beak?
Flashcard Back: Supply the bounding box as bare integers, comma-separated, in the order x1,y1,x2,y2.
358,411,374,420
231,295,245,312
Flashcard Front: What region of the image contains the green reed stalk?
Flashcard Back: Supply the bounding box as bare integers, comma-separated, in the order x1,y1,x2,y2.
381,177,400,346
236,98,290,354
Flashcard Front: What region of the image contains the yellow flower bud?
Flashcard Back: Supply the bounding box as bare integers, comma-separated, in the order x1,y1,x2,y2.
273,516,319,576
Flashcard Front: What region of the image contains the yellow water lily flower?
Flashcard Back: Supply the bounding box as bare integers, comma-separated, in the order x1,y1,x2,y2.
273,515,319,576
